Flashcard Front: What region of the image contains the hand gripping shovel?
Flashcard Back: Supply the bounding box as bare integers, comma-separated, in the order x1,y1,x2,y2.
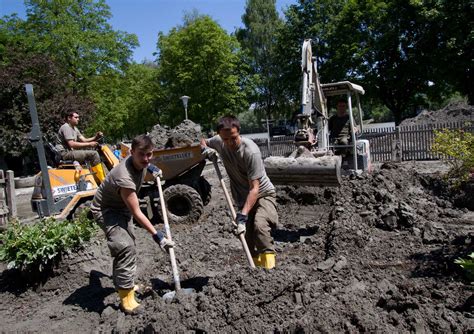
155,175,195,300
212,160,255,269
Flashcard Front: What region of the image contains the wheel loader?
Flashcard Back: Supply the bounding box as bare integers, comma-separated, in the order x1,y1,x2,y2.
263,39,371,186
26,84,211,223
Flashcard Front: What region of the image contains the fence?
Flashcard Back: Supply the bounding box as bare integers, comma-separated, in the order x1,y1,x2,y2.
0,170,17,228
254,120,473,162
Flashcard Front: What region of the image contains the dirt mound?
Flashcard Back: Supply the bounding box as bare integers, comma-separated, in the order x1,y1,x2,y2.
400,102,473,126
149,120,202,148
0,162,473,332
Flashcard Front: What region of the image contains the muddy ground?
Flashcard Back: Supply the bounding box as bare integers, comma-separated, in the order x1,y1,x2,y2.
1,160,473,332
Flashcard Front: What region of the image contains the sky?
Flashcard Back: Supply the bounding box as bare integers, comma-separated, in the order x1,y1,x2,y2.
1,0,297,62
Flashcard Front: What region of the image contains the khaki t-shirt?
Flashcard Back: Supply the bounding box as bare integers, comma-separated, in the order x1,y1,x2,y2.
91,157,146,217
207,135,275,208
57,123,81,152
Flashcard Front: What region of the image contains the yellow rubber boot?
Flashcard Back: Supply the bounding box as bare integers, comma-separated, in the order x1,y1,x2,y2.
91,163,106,183
261,252,276,269
118,288,141,314
252,254,262,267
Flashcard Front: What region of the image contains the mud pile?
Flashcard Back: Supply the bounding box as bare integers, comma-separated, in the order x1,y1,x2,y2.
400,102,473,126
0,162,473,332
149,120,203,148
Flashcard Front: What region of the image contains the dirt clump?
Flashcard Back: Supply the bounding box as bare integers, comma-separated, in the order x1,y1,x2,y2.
148,120,203,148
400,102,473,126
0,162,473,332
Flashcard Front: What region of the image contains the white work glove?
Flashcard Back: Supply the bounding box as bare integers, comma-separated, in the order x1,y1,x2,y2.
202,147,218,162
147,164,163,179
152,232,175,252
234,213,247,235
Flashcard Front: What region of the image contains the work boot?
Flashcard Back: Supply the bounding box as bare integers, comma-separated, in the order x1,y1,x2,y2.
252,254,262,267
91,163,106,183
118,288,142,315
260,252,276,270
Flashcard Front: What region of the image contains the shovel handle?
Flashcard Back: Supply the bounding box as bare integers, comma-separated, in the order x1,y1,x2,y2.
213,160,256,269
156,176,181,290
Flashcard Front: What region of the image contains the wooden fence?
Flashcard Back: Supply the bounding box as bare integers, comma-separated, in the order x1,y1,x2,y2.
255,120,473,162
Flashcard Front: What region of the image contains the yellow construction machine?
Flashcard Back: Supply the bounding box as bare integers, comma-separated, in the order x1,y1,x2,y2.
26,84,211,223
264,39,371,186
26,84,119,219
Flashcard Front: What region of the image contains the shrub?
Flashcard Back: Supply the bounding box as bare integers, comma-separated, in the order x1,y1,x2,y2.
431,127,474,184
0,210,97,272
455,252,474,283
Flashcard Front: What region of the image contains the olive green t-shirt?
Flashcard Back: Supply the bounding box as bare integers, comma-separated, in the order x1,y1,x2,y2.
207,135,275,208
91,156,146,217
57,123,81,152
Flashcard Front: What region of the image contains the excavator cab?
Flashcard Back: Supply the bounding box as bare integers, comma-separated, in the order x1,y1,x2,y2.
322,81,372,172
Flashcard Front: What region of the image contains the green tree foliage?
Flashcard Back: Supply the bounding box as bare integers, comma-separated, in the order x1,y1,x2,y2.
420,0,474,104
277,0,472,124
23,0,138,93
0,0,140,171
89,63,160,141
156,14,247,130
236,0,284,118
0,47,94,161
276,0,345,106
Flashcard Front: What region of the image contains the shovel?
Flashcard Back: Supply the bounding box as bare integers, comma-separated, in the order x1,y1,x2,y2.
155,175,195,300
212,160,255,269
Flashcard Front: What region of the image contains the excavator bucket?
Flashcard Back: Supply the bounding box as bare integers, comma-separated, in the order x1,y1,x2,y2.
264,150,342,187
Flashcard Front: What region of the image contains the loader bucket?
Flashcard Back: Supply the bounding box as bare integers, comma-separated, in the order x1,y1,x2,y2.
264,154,342,187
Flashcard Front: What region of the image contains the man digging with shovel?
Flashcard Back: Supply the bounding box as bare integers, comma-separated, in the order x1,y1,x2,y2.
91,134,174,315
201,115,279,269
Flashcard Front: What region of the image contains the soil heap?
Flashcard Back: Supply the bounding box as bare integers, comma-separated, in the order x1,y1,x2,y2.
400,102,473,126
148,120,203,148
0,161,472,332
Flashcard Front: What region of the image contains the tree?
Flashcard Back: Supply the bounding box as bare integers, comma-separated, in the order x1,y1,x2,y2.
156,14,248,130
0,47,94,173
275,0,345,110
236,0,284,119
425,0,473,104
89,63,160,141
21,0,138,93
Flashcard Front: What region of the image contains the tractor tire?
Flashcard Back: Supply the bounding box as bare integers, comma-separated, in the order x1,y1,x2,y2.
69,200,93,221
163,184,203,224
198,176,212,206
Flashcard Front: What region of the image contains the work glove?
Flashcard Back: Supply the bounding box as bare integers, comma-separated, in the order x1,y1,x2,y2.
202,147,218,162
234,212,247,235
152,232,175,252
147,164,163,179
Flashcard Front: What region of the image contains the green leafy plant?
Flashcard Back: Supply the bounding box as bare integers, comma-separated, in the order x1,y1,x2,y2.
431,127,474,184
455,253,474,283
0,210,97,272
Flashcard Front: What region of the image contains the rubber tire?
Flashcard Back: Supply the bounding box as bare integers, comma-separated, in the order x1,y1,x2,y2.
198,176,212,206
70,200,93,220
163,184,203,224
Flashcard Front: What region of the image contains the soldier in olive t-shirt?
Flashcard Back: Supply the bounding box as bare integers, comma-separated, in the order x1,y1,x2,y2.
90,135,173,315
202,115,278,269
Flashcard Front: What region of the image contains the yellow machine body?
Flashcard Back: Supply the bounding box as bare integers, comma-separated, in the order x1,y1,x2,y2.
120,143,205,181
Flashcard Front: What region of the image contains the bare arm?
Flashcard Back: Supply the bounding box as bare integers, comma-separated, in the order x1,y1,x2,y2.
67,139,98,149
120,187,157,236
79,131,103,143
241,179,259,215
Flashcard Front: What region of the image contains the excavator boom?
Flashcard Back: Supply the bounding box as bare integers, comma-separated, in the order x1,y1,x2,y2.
264,39,341,187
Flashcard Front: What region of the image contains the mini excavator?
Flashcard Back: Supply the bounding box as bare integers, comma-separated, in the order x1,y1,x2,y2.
264,39,371,186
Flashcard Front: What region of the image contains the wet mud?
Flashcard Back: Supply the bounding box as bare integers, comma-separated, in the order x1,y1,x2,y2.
0,162,473,332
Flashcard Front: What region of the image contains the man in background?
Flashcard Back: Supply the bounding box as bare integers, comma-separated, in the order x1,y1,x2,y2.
57,111,106,182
